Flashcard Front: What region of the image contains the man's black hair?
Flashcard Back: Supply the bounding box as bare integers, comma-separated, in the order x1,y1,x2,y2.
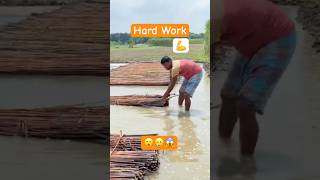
161,56,172,64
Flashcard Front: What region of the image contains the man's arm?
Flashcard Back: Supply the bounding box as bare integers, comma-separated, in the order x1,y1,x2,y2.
162,76,178,101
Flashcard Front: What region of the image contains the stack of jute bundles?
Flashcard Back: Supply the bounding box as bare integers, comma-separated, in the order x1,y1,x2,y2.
110,134,160,180
0,0,109,75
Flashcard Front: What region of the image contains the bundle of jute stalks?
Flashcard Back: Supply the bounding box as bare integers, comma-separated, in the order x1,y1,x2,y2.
111,63,170,86
0,0,109,75
111,95,169,107
0,105,108,139
110,167,143,180
110,134,160,180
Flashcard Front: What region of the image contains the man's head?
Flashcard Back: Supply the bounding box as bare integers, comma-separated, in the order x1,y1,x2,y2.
161,56,172,70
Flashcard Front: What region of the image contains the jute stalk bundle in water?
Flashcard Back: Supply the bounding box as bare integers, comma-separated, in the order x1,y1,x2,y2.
111,95,169,107
0,106,107,139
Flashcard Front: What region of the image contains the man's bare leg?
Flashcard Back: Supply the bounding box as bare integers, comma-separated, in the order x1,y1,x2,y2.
237,101,259,156
178,91,185,106
185,95,191,111
219,96,238,139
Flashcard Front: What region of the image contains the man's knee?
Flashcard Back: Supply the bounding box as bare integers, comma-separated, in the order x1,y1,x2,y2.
179,91,186,98
220,85,239,101
184,93,191,101
236,98,254,111
221,93,238,106
236,98,256,121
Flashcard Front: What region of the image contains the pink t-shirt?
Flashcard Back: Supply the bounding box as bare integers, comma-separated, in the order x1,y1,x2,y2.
221,0,295,58
171,60,202,80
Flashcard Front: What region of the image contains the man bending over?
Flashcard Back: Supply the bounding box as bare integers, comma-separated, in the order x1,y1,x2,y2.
161,56,203,111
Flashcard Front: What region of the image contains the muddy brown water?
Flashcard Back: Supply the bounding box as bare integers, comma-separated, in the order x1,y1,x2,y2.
212,6,320,180
0,75,107,108
110,64,210,179
0,136,106,179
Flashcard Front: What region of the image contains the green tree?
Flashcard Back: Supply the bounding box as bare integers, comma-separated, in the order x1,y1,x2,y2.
110,33,130,44
204,20,210,60
147,38,172,47
128,39,135,48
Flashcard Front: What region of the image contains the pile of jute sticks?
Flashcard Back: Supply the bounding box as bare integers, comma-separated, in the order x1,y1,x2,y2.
110,134,160,180
0,1,109,75
111,63,170,86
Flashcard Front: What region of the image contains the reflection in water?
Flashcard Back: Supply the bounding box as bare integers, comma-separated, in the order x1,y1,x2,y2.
162,110,202,163
162,110,175,136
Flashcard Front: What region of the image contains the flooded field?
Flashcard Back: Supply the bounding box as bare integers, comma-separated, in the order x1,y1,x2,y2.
0,75,107,108
212,6,320,180
0,136,106,180
111,64,210,180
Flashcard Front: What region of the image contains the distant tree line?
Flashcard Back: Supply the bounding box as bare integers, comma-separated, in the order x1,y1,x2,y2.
110,32,204,45
204,20,210,58
190,32,204,39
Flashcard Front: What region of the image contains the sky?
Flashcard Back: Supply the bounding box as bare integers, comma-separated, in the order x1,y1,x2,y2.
110,0,210,34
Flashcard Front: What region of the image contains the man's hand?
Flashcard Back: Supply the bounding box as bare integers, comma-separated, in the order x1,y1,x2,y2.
161,76,177,105
161,93,169,104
